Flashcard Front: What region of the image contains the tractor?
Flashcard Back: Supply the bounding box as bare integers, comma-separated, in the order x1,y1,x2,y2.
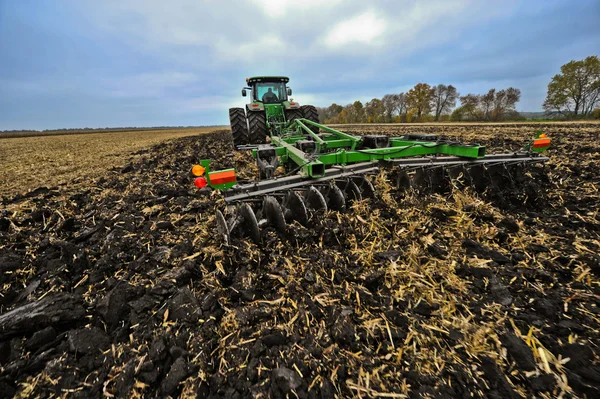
228,76,320,146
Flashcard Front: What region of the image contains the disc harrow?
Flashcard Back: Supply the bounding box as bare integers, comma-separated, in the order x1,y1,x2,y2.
214,175,377,244
192,119,551,245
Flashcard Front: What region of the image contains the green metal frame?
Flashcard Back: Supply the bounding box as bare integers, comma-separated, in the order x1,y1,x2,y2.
253,119,488,178
202,118,550,189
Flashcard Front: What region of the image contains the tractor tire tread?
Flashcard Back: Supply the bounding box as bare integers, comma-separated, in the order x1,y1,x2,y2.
247,110,268,144
285,109,303,125
301,105,320,133
229,107,248,146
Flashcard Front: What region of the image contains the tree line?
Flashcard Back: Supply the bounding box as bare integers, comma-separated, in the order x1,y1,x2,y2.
318,83,523,123
318,55,600,123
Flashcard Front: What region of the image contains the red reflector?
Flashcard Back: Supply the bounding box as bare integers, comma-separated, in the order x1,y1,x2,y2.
533,138,551,148
194,177,207,188
252,103,258,106
209,170,236,185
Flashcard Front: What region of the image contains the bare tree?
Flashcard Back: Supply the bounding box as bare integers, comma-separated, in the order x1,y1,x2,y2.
382,93,407,122
457,88,521,121
382,94,396,122
431,84,458,121
393,93,407,117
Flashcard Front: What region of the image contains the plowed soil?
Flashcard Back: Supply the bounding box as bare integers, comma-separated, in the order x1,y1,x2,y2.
1,123,599,399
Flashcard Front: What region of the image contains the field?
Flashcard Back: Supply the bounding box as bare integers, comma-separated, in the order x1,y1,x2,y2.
0,127,219,197
1,122,599,398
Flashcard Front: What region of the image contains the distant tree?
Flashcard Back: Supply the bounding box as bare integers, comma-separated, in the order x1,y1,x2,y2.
382,94,396,122
319,103,344,123
492,87,521,120
406,83,434,118
431,84,459,121
381,93,407,122
350,100,365,123
394,92,407,118
458,88,521,121
457,93,482,120
365,98,386,122
543,56,600,117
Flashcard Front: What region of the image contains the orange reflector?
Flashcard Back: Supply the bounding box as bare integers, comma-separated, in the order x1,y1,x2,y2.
209,170,237,185
191,165,206,176
533,138,551,148
194,177,207,188
539,133,547,138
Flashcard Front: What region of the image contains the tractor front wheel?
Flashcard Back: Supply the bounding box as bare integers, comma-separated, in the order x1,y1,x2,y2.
301,105,320,133
229,107,249,146
247,111,268,144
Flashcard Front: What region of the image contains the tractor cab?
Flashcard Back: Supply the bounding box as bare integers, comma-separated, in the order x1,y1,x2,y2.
229,75,320,146
243,76,291,104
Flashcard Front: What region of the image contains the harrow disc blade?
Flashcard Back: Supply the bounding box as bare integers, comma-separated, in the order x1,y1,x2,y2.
215,210,230,245
327,183,346,211
467,164,487,191
263,196,286,232
352,175,376,198
413,168,431,192
239,202,261,244
306,186,328,212
336,179,362,202
429,167,450,194
396,169,411,192
283,191,308,225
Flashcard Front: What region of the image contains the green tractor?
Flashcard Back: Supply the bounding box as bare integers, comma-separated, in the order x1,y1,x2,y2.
228,76,320,146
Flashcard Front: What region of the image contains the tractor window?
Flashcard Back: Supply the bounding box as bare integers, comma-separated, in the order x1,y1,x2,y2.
255,82,287,104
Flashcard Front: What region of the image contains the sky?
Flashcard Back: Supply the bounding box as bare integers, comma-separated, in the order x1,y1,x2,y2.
0,0,599,130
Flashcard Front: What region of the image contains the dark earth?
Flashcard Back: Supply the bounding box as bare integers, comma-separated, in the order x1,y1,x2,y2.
1,123,599,398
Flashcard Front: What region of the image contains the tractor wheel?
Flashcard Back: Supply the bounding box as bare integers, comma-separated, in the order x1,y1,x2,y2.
247,111,268,144
285,109,303,125
229,107,248,146
301,105,320,133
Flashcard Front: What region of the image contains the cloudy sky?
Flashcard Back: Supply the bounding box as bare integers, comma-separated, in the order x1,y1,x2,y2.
1,0,599,130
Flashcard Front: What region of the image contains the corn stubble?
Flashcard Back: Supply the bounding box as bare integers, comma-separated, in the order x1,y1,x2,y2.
1,123,599,398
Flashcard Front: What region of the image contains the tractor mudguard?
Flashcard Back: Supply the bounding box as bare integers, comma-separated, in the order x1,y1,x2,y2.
246,103,265,112
283,100,301,110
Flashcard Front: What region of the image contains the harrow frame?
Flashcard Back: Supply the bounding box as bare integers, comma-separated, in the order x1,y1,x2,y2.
192,119,551,244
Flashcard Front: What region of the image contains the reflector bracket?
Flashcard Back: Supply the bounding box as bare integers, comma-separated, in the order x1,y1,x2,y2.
209,170,237,185
533,138,551,148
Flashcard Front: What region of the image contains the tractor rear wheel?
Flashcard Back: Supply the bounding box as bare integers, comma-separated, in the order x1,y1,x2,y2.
301,105,320,133
247,111,268,144
285,109,303,125
229,107,248,146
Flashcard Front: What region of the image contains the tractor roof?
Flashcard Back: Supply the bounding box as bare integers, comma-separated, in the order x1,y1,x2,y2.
247,76,289,84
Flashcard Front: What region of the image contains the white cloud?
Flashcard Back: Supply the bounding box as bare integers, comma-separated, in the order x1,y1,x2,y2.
325,11,387,48
250,0,343,18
